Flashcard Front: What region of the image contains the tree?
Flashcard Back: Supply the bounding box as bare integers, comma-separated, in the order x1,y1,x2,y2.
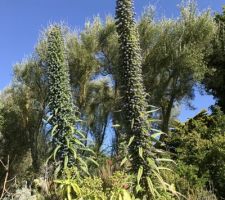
66,21,113,152
97,2,215,136
85,79,114,153
139,2,215,133
13,59,48,172
66,19,100,108
166,108,225,199
0,54,49,183
0,100,4,137
0,89,31,183
204,6,225,113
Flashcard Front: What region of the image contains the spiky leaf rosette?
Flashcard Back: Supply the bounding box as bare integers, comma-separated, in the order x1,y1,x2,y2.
46,25,94,176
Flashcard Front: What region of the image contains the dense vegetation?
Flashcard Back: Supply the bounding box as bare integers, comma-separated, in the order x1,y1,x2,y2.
0,1,224,199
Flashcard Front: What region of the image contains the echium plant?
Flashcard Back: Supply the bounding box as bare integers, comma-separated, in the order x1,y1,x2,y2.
115,0,149,172
46,25,95,177
115,0,179,199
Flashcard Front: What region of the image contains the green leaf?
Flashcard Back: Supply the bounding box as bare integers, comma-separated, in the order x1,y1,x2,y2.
77,157,87,168
46,114,53,122
157,166,173,172
152,169,166,190
137,166,143,184
51,124,58,136
67,185,72,200
72,138,85,147
78,147,95,154
77,157,89,175
54,165,61,178
65,137,70,148
64,155,68,169
54,179,62,184
122,189,132,200
112,124,120,128
120,157,128,167
71,182,81,195
128,136,135,147
131,118,134,129
135,184,142,193
110,192,115,200
80,165,89,175
87,157,99,166
68,125,74,134
53,145,61,160
45,154,53,165
156,158,176,165
146,177,156,198
75,130,86,138
150,132,163,140
69,146,77,160
54,108,59,115
147,157,158,172
151,128,164,133
138,147,144,160
146,108,160,113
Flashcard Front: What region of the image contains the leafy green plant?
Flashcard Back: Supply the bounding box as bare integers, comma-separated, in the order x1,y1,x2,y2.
54,167,81,200
54,178,81,200
186,188,217,200
119,128,180,199
79,177,106,200
54,169,133,200
107,171,133,200
166,108,225,199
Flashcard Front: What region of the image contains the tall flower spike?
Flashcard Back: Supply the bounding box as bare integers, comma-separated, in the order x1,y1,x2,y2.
115,0,149,174
115,1,179,199
46,25,91,177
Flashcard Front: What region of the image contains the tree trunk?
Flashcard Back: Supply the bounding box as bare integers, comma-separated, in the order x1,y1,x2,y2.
161,94,175,141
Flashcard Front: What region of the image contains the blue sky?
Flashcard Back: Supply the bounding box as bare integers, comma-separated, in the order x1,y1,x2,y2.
0,0,224,121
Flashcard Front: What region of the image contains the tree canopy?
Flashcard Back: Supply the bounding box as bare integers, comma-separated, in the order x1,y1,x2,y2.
0,1,224,200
